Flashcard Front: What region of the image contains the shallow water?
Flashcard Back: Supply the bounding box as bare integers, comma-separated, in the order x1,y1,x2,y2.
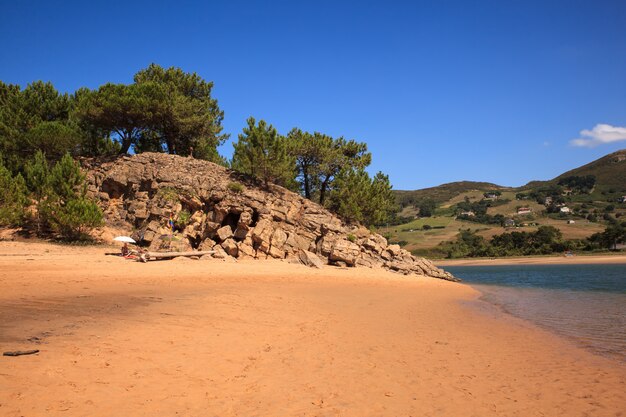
446,264,626,362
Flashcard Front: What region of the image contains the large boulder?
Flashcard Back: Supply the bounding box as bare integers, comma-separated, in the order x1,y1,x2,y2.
221,238,239,257
216,225,233,242
298,250,325,269
329,239,361,266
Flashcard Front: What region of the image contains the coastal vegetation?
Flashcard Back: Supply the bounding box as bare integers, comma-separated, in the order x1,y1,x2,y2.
0,65,397,238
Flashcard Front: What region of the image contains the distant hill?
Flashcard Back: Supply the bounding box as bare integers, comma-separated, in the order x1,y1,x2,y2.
397,149,626,204
552,149,626,192
395,181,507,206
385,149,626,256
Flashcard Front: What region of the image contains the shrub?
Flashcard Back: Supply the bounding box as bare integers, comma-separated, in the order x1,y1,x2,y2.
176,210,191,228
156,187,179,203
228,181,245,193
49,197,104,240
347,233,356,243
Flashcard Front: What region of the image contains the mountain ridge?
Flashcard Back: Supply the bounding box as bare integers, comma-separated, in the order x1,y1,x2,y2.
396,149,626,204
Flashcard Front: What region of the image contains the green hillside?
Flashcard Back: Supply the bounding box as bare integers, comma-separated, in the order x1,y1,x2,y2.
384,149,626,257
552,149,626,192
395,181,507,206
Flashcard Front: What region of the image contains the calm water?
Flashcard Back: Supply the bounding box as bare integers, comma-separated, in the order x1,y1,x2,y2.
445,264,626,362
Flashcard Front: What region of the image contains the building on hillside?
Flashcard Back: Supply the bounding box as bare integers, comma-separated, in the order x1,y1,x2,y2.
484,193,499,200
544,196,553,205
459,211,475,217
517,207,532,215
620,196,626,203
504,218,515,228
560,207,571,214
567,220,576,224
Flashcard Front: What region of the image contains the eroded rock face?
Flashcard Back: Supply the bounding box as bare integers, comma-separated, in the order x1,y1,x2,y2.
83,153,457,281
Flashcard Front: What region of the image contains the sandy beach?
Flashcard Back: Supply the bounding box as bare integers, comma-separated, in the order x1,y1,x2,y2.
0,241,624,417
435,254,626,267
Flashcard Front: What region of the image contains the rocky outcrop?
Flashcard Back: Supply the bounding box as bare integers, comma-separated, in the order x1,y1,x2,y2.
83,153,457,281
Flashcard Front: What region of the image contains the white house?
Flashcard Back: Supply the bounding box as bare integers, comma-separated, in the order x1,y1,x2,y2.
560,207,571,214
517,207,532,215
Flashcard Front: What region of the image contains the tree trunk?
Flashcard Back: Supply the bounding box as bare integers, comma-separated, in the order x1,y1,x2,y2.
319,176,330,205
119,134,132,154
303,167,311,200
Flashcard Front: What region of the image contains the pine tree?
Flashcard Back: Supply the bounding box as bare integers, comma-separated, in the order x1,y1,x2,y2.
231,117,296,188
44,153,103,240
0,162,27,226
24,150,50,233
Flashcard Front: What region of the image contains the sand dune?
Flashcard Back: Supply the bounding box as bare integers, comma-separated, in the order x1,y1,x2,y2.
0,241,624,416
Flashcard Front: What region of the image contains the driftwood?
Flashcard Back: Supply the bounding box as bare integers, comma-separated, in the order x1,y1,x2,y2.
140,250,215,262
4,349,39,357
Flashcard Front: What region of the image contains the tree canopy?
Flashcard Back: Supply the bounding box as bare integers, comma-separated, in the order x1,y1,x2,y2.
231,117,296,188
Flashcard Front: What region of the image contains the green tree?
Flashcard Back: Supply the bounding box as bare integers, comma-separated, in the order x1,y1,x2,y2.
24,151,50,233
74,83,164,154
23,121,83,161
231,117,296,188
589,222,626,250
0,162,27,226
418,199,436,217
287,128,324,199
285,129,371,205
317,137,370,205
0,80,80,168
133,64,227,161
44,154,103,240
328,169,395,226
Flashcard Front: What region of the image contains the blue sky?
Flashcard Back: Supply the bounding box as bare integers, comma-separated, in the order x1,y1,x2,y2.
1,0,625,189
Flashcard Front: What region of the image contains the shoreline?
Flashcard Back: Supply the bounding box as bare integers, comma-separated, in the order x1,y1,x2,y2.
435,253,626,266
1,241,624,416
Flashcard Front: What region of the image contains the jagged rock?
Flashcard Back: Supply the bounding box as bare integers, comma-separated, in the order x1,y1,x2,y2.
233,225,249,240
329,239,361,266
251,218,273,253
270,228,288,250
199,239,216,251
318,234,337,256
216,225,233,242
205,221,220,239
238,241,256,258
221,238,239,257
298,250,324,269
387,244,402,257
212,245,228,259
83,153,457,281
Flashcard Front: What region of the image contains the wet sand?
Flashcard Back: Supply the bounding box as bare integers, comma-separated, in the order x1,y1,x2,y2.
0,241,624,416
435,254,626,267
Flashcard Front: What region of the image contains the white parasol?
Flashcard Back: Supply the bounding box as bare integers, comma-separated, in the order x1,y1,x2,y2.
113,236,136,244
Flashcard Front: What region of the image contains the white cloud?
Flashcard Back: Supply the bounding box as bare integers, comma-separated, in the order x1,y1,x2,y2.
570,123,626,147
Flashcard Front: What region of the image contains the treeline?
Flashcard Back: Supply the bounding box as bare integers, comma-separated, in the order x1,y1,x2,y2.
231,118,395,226
429,222,626,259
557,175,596,194
0,64,396,233
0,64,226,169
